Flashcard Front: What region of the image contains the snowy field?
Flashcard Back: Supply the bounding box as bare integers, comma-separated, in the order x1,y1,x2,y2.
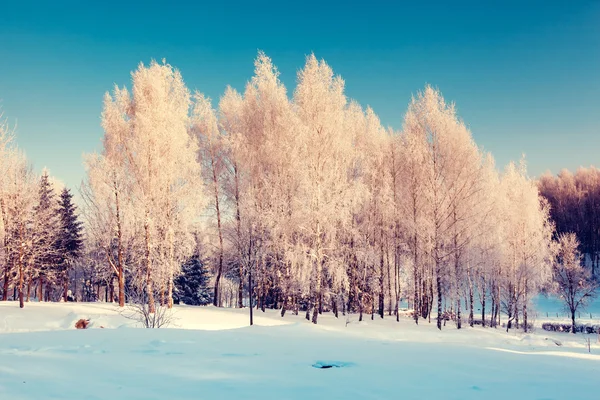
1,301,599,400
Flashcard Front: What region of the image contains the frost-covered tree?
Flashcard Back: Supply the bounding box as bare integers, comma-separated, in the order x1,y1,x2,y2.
82,152,135,307
553,232,598,333
93,60,204,311
401,85,490,330
500,160,554,332
191,93,226,307
2,152,36,307
65,53,568,331
294,54,354,324
218,86,246,308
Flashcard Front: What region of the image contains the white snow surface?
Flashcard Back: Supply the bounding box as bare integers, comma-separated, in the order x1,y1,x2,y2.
1,301,599,399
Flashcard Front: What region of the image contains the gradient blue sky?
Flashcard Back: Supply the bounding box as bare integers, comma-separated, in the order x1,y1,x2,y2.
0,0,598,192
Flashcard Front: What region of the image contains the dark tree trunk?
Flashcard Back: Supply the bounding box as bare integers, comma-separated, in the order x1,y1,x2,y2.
481,290,486,327
26,273,32,302
46,282,52,302
378,244,385,319
211,155,224,308
332,297,338,318
112,177,125,307
436,272,443,330
109,276,114,303
63,273,69,303
144,220,155,313
2,264,9,301
358,291,363,322
18,260,24,308
456,299,462,329
248,269,253,326
38,277,44,302
281,294,287,317
523,285,528,333
234,163,243,309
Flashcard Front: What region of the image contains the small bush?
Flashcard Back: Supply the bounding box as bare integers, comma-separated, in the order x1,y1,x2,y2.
501,322,534,331
75,319,90,329
541,322,600,334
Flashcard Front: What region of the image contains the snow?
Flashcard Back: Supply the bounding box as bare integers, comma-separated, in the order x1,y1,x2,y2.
1,301,599,399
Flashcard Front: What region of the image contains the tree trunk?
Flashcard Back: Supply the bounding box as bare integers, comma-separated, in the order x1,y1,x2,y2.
481,289,486,327
212,155,224,308
63,272,69,303
2,264,9,301
167,275,173,309
387,247,392,316
378,242,385,319
248,269,253,326
358,289,364,322
234,163,243,309
332,297,338,318
144,221,155,314
26,273,32,302
456,299,462,329
468,285,474,327
436,270,443,330
114,182,125,307
18,257,24,308
109,276,114,303
523,284,528,333
280,295,287,317
311,253,323,325
571,309,576,334
38,276,43,302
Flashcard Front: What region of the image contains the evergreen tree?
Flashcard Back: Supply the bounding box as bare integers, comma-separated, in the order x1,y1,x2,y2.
32,170,60,301
174,254,212,306
56,187,83,302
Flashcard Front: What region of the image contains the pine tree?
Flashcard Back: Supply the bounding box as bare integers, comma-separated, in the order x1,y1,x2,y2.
32,170,60,302
56,187,83,302
174,254,212,306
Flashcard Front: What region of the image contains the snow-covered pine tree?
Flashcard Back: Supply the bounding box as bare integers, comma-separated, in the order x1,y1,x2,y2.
56,187,83,302
32,170,61,302
174,254,212,306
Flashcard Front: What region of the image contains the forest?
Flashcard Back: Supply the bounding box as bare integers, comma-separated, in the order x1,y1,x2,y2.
0,52,597,331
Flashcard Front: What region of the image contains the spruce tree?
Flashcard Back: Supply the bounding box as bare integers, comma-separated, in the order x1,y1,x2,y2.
174,254,212,306
56,187,83,302
33,170,60,301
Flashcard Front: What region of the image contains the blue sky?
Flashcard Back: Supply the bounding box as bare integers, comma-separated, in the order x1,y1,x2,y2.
0,0,598,191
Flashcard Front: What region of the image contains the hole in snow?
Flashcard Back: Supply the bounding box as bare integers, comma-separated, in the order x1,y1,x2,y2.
312,361,353,369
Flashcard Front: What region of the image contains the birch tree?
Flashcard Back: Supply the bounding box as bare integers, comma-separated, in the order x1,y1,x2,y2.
98,60,203,311
294,54,354,324
553,232,598,333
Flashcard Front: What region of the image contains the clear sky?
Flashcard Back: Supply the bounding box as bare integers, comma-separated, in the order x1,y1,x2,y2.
0,0,598,192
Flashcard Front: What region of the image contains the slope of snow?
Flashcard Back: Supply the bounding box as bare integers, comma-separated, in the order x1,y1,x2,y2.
1,301,599,400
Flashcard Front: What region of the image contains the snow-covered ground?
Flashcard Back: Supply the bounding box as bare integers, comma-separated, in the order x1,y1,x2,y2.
1,300,599,400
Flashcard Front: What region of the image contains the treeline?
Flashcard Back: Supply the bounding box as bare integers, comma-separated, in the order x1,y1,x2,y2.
0,119,83,307
77,52,558,330
4,53,593,331
539,168,600,276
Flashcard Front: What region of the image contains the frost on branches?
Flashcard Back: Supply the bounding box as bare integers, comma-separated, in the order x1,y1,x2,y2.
3,52,586,333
